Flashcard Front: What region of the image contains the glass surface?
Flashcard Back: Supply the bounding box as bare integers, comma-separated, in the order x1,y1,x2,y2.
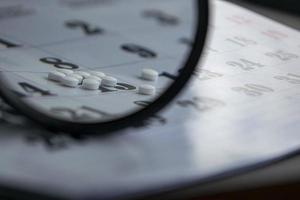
0,0,197,122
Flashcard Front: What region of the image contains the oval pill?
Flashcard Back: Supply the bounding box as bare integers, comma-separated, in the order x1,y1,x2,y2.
61,76,79,87
102,76,117,87
88,75,102,82
141,68,159,81
90,71,106,78
48,71,66,82
138,84,156,95
68,74,83,83
56,69,74,75
74,71,90,78
82,78,100,90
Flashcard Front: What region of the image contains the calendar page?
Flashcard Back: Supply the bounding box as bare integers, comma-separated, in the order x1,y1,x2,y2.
0,0,196,122
0,0,300,199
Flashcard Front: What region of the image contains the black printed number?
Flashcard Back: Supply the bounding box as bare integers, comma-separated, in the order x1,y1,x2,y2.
40,57,79,70
99,82,136,93
227,59,264,71
18,82,53,97
65,20,104,35
50,106,112,121
121,44,157,58
159,68,183,81
232,84,274,97
143,10,179,26
0,38,20,48
115,83,136,91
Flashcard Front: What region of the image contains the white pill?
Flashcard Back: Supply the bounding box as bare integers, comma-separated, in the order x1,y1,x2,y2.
74,71,90,78
48,71,66,82
138,84,156,95
61,76,79,87
141,68,159,81
82,78,100,90
67,74,83,82
90,71,106,78
56,69,74,75
88,75,102,82
102,76,117,87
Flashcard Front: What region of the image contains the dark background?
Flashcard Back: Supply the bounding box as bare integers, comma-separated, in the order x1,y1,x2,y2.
247,0,300,14
229,0,300,30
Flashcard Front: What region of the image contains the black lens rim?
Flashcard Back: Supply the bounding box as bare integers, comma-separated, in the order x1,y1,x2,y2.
0,0,209,134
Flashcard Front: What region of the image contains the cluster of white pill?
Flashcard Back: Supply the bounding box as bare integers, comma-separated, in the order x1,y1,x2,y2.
48,69,111,90
140,68,159,82
47,68,160,95
138,68,159,96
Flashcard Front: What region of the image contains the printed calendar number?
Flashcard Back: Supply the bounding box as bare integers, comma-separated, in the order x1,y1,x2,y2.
195,69,223,81
265,50,299,62
179,37,193,46
18,82,53,97
99,82,136,93
0,38,20,49
177,96,226,112
142,9,180,26
50,106,113,121
121,44,157,58
40,57,79,70
274,73,300,84
225,36,256,47
159,71,177,80
227,58,264,71
232,84,274,97
65,20,104,35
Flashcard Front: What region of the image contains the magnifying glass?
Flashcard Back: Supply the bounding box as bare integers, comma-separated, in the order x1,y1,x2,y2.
0,0,208,134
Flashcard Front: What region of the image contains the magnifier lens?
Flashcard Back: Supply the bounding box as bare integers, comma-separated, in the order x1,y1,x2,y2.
0,0,208,132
